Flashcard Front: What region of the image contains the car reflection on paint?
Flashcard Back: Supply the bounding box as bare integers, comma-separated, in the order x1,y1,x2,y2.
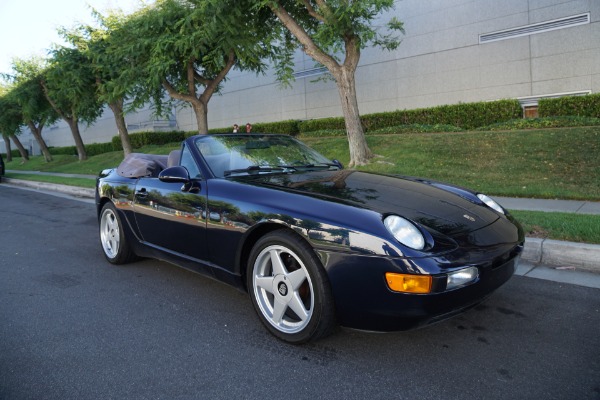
96,134,524,343
0,152,5,181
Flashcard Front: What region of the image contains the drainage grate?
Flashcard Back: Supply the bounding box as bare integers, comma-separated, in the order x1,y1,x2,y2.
480,13,590,43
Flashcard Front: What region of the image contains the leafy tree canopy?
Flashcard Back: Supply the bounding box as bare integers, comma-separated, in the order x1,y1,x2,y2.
43,46,104,125
9,58,59,128
107,0,283,131
0,85,23,136
257,0,404,82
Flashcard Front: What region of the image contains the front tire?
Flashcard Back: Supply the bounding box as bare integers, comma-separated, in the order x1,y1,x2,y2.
99,202,137,264
247,230,336,344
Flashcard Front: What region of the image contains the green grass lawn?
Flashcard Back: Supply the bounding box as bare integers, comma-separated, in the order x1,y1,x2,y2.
510,210,600,245
6,127,599,200
302,127,600,201
5,143,182,175
4,173,96,188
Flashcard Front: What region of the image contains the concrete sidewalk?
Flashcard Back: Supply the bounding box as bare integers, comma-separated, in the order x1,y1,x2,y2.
495,196,600,215
3,172,600,274
5,170,98,179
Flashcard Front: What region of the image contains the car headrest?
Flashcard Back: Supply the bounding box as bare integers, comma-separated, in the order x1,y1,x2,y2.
167,150,182,168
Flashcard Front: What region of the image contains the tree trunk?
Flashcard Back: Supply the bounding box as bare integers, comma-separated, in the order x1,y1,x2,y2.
334,68,372,167
192,100,209,134
268,3,373,167
2,134,12,162
67,119,87,161
26,122,53,162
40,80,87,161
108,100,133,156
161,51,234,136
9,134,29,162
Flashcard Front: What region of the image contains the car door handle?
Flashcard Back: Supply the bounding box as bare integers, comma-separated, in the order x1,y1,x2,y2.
136,188,148,198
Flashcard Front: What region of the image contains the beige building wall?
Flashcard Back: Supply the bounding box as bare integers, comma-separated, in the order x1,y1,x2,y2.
4,0,598,153
179,0,599,131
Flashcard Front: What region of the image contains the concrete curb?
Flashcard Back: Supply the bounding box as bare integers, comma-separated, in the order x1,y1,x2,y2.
3,178,95,199
522,238,600,274
4,177,600,274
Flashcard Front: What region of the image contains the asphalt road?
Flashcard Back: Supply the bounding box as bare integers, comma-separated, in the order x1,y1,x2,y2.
1,185,599,400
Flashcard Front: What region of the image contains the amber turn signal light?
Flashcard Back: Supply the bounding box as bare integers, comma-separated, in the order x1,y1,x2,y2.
385,273,432,294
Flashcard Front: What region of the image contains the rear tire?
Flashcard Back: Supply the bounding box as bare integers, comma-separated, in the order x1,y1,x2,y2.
247,230,336,344
99,202,137,264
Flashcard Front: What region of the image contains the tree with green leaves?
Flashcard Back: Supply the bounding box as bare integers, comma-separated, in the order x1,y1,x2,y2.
60,10,135,155
110,0,278,134
258,0,404,166
9,58,59,162
41,46,104,161
0,85,30,162
1,133,13,162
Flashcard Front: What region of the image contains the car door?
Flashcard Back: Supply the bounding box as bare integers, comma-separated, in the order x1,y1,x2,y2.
133,144,209,262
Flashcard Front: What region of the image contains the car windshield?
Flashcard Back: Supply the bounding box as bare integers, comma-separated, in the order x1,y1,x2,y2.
194,134,339,178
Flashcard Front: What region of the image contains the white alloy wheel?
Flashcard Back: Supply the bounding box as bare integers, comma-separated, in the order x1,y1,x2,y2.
99,203,136,264
252,244,315,334
248,231,335,343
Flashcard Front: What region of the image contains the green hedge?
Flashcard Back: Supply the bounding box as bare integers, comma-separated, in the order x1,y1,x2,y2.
366,99,522,130
49,142,115,157
368,124,464,135
299,117,345,133
253,120,301,135
297,124,465,137
111,130,185,150
298,99,522,134
49,146,77,156
86,142,116,156
206,119,301,136
10,149,29,158
479,116,600,131
539,93,600,118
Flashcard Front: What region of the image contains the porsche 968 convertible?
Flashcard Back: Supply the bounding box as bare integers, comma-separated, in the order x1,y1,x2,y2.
96,134,524,343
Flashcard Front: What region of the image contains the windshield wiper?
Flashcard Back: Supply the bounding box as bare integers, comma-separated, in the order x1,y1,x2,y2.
224,162,340,177
224,165,294,177
283,163,340,170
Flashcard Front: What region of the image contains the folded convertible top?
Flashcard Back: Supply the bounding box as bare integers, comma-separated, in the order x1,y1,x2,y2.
116,153,168,178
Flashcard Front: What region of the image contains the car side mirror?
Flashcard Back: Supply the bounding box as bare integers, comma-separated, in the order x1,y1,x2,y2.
159,166,190,183
332,159,343,169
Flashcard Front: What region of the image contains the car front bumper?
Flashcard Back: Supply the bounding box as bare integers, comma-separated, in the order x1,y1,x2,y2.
319,244,522,332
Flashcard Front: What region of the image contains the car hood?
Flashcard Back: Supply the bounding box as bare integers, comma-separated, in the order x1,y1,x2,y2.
237,170,500,236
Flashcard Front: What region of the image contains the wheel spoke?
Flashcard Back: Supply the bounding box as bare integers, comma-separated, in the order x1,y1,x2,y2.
272,298,287,324
287,268,307,291
108,216,117,233
106,219,113,232
269,249,286,275
111,235,119,251
288,293,309,322
255,275,275,294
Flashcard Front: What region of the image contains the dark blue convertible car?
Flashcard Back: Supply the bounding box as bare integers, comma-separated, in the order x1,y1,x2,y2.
96,134,524,343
